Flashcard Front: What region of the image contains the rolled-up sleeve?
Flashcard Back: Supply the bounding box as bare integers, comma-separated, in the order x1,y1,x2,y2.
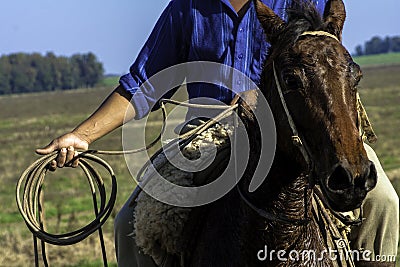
119,0,188,119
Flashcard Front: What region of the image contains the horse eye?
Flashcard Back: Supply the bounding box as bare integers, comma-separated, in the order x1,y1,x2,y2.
284,74,303,89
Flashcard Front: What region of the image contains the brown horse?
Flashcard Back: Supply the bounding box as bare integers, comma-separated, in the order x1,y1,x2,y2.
185,0,377,266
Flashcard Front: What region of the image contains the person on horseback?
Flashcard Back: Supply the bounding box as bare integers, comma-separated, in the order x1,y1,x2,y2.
37,0,398,266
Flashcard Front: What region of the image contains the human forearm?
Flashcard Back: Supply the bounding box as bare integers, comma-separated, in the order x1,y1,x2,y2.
72,85,136,144
36,85,136,169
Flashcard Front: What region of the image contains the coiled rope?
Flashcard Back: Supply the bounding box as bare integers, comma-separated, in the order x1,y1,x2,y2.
16,151,117,267
16,99,238,267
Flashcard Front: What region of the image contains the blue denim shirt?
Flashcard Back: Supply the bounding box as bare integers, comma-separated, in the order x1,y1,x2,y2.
119,0,326,119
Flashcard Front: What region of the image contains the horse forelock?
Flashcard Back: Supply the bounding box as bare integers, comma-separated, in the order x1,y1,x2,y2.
270,0,325,54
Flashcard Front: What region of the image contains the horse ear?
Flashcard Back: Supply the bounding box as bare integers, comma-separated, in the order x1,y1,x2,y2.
254,0,285,44
323,0,346,41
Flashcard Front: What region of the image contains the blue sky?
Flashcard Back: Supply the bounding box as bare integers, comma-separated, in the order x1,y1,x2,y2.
0,0,399,74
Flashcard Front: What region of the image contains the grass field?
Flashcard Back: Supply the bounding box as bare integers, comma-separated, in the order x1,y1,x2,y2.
96,76,120,88
1,59,399,266
354,52,400,67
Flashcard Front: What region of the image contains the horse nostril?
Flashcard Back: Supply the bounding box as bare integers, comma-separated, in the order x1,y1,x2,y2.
327,164,353,191
354,161,377,192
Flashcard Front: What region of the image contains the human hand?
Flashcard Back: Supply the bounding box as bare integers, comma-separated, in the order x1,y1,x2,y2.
36,132,90,170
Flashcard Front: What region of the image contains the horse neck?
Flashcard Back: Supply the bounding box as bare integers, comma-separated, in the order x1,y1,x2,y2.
244,64,317,248
242,151,316,253
241,101,314,236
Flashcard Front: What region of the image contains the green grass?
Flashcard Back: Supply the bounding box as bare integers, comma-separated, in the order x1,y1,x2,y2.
354,52,400,67
358,64,400,89
97,75,120,88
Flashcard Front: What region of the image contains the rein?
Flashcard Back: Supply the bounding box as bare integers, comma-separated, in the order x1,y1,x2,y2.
237,183,311,225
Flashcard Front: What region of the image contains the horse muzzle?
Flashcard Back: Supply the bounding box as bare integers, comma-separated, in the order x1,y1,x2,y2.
321,161,377,212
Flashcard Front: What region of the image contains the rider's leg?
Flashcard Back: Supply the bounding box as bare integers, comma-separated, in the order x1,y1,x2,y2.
114,193,159,267
349,143,399,266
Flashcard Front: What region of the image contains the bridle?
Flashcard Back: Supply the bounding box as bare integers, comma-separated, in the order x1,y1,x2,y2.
237,31,342,225
269,31,340,180
272,60,314,179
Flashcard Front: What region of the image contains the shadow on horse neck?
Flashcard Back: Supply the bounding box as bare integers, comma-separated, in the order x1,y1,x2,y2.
188,0,377,266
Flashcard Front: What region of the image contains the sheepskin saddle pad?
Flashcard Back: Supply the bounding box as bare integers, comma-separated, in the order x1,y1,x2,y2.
133,122,233,265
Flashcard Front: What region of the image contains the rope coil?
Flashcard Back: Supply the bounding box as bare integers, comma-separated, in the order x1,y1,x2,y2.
16,151,118,266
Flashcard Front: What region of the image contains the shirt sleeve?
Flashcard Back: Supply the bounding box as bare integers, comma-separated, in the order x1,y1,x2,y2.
119,0,189,119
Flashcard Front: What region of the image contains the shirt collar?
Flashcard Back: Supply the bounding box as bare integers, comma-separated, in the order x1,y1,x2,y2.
219,0,240,16
219,0,263,18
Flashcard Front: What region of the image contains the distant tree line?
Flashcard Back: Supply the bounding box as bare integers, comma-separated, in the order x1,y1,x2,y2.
355,35,400,56
0,52,104,94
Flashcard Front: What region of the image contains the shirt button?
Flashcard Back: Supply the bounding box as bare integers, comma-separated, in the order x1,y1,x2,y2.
238,54,243,59
237,80,242,85
239,28,243,32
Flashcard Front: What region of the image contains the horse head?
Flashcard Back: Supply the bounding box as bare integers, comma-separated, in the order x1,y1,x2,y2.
255,0,377,211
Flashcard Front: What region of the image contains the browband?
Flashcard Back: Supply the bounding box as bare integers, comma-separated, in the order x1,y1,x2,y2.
300,31,339,42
